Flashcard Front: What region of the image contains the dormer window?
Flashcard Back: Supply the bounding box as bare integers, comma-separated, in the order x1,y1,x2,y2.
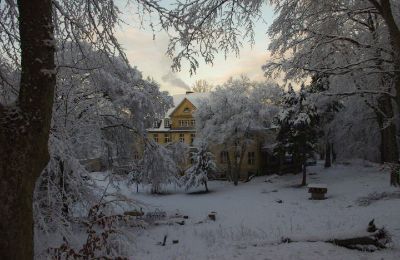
164,118,170,128
153,120,160,128
183,107,190,113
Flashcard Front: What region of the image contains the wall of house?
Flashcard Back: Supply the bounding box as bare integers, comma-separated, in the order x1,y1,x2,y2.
170,99,197,129
209,143,262,180
148,131,195,146
146,97,278,179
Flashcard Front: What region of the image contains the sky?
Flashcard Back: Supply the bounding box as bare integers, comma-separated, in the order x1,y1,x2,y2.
115,2,276,95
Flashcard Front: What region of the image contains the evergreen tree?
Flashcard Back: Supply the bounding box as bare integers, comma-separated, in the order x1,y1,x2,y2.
308,73,343,168
275,84,319,185
183,142,216,192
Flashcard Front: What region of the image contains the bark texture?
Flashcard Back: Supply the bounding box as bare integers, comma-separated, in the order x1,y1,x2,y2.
376,95,398,163
0,0,56,259
378,0,400,114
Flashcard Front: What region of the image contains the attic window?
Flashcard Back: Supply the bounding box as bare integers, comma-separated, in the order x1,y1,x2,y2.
164,119,170,128
183,107,190,113
153,120,160,128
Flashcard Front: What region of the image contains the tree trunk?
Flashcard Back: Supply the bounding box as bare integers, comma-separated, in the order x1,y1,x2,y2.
278,149,284,175
233,167,239,186
331,143,336,163
0,0,55,259
301,163,307,186
58,159,69,218
232,152,239,186
375,0,400,117
324,141,331,168
232,146,246,186
319,143,325,160
204,181,209,192
376,95,399,163
226,150,232,181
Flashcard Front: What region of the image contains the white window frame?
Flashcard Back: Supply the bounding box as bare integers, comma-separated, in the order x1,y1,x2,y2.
164,133,171,143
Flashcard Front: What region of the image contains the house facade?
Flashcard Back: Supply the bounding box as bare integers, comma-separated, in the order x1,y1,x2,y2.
146,91,273,179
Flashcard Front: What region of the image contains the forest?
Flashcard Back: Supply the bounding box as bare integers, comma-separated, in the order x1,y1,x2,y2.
0,0,400,259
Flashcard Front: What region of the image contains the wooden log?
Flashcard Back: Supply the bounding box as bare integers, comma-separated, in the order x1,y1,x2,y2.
279,222,390,252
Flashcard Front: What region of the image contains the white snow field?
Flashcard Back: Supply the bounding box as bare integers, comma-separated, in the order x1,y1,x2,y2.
127,161,400,260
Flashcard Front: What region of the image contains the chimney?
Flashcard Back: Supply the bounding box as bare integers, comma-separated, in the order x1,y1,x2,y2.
186,91,194,95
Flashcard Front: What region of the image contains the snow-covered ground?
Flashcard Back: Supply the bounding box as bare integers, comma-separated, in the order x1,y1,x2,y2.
123,161,400,259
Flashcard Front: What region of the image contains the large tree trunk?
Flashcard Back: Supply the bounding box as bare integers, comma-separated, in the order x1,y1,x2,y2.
376,95,399,163
0,0,55,259
366,4,399,164
372,0,400,123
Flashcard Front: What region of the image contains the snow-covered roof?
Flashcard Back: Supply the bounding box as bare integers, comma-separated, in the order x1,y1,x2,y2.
166,92,210,117
147,118,169,132
147,92,210,132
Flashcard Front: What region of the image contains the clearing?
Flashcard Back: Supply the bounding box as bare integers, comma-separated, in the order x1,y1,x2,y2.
122,161,400,259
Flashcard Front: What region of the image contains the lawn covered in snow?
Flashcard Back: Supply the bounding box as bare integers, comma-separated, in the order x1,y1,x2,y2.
124,161,400,259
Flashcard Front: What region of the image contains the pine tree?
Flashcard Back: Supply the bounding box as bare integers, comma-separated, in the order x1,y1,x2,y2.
183,142,216,192
308,73,343,168
275,84,319,185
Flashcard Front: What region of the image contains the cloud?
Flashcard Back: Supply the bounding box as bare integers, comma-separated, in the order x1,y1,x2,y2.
161,72,191,91
115,19,279,95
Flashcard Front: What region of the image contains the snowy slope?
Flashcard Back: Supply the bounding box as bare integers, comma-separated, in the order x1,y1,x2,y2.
124,161,400,259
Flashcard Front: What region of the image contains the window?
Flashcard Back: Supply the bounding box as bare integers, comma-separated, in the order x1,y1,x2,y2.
248,152,255,165
179,120,190,127
220,151,228,163
164,133,171,143
179,133,185,143
152,121,160,128
183,107,190,113
190,119,195,127
153,134,158,143
164,119,170,128
133,152,140,160
190,133,195,145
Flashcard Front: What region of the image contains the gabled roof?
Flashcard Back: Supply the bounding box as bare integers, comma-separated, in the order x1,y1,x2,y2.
166,92,210,117
146,92,210,132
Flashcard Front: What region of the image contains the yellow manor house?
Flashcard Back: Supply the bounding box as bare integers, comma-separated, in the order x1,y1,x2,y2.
146,91,277,179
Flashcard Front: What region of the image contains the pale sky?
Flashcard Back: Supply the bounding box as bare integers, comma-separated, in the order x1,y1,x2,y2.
116,2,276,95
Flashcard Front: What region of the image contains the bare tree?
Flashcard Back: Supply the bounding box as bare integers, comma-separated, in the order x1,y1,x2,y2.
192,79,213,92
